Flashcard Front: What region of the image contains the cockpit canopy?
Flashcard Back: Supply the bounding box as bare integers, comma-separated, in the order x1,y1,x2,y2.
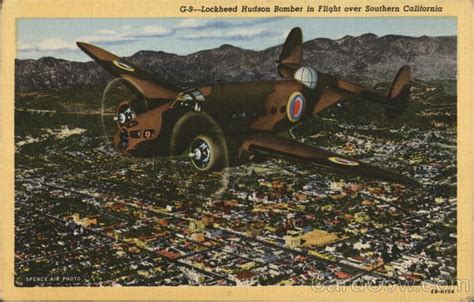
172,89,206,111
294,66,318,89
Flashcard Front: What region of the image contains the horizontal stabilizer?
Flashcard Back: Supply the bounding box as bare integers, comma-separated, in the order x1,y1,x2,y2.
312,66,412,120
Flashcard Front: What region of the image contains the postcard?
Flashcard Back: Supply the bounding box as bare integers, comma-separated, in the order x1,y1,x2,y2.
1,0,473,300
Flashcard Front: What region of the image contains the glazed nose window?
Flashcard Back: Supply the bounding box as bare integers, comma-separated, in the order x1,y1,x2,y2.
293,66,318,89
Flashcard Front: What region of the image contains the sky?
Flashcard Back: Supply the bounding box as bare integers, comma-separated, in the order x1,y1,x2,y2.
17,17,457,62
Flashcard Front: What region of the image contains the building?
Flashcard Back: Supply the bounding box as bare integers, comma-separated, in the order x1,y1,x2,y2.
330,181,344,191
63,213,98,228
234,270,257,286
192,232,205,242
354,212,370,223
350,183,363,192
202,214,214,226
285,229,303,248
186,270,206,284
245,228,261,238
81,216,98,228
188,220,205,233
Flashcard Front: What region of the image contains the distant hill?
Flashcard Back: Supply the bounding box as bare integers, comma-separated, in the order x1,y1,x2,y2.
15,34,456,92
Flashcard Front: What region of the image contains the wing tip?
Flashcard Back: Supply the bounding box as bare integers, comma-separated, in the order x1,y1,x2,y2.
76,41,91,51
403,177,421,188
76,41,97,57
76,41,119,62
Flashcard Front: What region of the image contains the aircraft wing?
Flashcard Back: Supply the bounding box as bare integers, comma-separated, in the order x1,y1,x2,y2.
77,42,179,99
241,133,417,186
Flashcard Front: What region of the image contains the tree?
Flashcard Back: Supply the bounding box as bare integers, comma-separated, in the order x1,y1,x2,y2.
391,244,401,258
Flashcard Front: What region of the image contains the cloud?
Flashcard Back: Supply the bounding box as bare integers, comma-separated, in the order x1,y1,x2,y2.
76,25,175,43
180,27,282,41
18,18,284,55
124,25,174,38
174,18,285,41
176,19,206,29
70,19,278,44
18,28,137,53
17,41,35,51
175,17,282,31
96,29,116,35
18,38,76,52
75,33,136,45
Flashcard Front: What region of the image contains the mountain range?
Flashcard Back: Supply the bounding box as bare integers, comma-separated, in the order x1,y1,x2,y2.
15,33,456,92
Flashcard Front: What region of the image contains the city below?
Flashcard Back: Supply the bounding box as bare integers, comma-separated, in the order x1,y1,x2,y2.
14,80,457,286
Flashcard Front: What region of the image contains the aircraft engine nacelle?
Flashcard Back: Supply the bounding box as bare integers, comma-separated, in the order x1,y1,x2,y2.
168,111,230,171
111,101,166,156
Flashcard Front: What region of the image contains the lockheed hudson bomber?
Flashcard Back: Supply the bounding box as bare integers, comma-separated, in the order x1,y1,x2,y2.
77,27,416,185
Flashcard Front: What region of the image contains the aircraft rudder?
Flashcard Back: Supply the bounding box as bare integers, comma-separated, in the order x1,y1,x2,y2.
277,27,303,78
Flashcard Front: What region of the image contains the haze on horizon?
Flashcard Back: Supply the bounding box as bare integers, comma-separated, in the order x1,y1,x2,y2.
17,17,456,62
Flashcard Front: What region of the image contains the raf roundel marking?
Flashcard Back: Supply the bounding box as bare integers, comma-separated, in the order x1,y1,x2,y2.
287,92,305,122
328,156,360,166
112,60,135,72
